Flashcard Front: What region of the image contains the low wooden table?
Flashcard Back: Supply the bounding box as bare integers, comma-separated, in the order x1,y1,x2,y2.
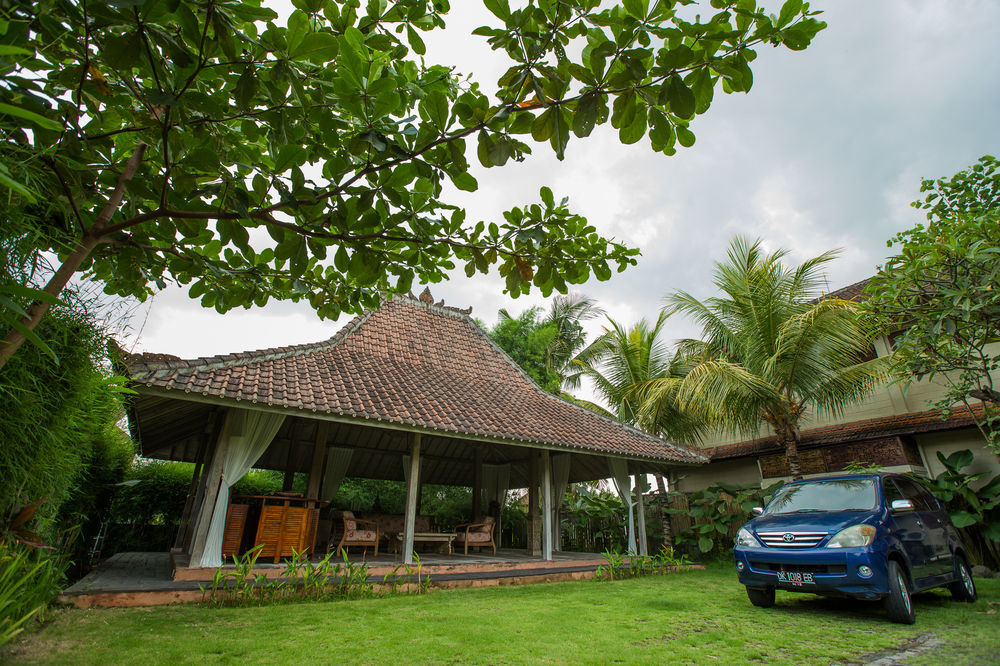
391,532,456,554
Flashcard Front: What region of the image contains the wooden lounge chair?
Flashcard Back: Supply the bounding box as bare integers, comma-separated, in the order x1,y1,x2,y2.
329,510,379,557
453,516,496,555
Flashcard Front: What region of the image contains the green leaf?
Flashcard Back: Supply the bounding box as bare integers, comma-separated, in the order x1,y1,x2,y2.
405,25,425,56
698,536,714,553
623,0,649,19
419,91,449,131
273,145,306,173
619,106,647,145
572,96,599,138
531,108,555,142
676,125,695,147
0,166,37,202
102,33,142,71
950,511,978,528
667,75,695,120
777,0,803,28
294,31,339,64
483,0,511,21
0,103,61,131
234,66,257,112
452,171,478,192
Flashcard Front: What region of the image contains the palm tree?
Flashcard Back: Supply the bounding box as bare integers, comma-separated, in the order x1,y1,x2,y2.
651,237,893,479
544,293,604,388
571,310,706,547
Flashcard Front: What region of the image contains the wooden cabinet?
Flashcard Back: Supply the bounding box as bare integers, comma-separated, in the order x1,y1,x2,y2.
225,494,323,563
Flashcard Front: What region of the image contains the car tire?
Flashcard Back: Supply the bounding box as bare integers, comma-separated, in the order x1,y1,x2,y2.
746,586,775,608
949,557,977,603
884,560,915,624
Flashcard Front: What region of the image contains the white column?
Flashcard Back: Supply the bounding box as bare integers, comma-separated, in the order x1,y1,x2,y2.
541,450,553,561
402,433,421,564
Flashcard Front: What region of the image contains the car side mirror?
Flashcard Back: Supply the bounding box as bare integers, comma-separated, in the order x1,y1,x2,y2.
752,507,763,516
890,499,914,512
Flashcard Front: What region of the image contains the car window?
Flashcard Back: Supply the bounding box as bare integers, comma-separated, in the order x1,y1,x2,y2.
891,477,938,512
764,479,877,515
883,478,906,505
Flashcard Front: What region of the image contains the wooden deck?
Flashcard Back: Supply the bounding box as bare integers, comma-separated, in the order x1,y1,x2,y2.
60,549,616,608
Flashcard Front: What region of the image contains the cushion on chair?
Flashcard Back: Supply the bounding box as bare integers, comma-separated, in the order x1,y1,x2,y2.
341,510,357,531
345,528,377,541
463,531,492,543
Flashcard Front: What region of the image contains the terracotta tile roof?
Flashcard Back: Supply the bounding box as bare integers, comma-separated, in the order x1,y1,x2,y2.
708,404,986,461
825,278,871,303
126,291,705,465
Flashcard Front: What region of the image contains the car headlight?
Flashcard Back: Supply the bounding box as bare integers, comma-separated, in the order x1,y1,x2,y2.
735,527,762,548
825,524,876,548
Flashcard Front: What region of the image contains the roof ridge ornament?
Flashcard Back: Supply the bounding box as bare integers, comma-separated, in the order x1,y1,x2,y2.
409,287,472,315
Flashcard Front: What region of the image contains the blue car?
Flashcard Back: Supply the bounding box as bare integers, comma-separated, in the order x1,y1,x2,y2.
733,473,978,623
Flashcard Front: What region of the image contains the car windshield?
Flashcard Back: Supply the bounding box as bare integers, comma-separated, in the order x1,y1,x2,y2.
764,479,877,515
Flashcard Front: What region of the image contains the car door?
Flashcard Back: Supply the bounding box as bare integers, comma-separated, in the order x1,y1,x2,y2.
895,477,954,577
883,477,931,582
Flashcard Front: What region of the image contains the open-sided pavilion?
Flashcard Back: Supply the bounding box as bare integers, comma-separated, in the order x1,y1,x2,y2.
119,289,707,583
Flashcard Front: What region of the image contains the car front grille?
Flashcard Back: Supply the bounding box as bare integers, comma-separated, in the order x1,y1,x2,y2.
757,531,828,548
748,561,846,575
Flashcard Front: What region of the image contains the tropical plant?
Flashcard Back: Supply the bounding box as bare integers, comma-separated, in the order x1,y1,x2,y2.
544,293,605,388
864,155,1000,452
570,311,707,547
917,449,1000,568
487,307,562,392
0,543,65,647
560,483,628,553
666,481,766,557
656,237,893,478
0,0,825,371
571,310,704,441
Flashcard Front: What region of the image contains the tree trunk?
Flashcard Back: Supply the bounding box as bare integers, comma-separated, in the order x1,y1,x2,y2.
0,237,99,371
653,473,673,550
784,428,803,480
0,142,146,372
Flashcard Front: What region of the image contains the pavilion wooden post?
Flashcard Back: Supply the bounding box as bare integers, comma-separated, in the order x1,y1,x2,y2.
188,409,236,565
305,422,330,504
402,433,422,564
634,474,648,556
472,447,484,518
527,452,540,556
172,410,217,551
541,450,553,561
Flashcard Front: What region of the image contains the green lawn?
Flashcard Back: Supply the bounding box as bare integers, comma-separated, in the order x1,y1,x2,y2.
5,565,999,664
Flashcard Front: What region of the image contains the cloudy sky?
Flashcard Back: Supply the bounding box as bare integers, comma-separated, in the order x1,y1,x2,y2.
124,1,999,395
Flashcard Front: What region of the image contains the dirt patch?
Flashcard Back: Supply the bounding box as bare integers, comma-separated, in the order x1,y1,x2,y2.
850,632,943,665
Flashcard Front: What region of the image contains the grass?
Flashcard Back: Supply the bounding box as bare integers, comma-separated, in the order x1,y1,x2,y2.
4,564,998,664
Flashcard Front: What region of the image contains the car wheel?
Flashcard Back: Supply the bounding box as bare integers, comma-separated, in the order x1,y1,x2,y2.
884,560,915,624
746,586,775,608
949,557,978,603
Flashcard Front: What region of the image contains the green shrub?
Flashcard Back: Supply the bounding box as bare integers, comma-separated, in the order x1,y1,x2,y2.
0,539,67,647
917,449,1000,568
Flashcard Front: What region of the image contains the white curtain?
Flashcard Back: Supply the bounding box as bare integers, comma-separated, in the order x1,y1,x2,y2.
550,455,571,550
634,474,649,556
321,447,353,500
609,458,636,555
198,409,286,567
482,463,510,549
482,463,511,514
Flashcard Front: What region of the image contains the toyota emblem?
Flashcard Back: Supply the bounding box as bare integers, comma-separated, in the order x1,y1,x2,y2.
782,533,795,543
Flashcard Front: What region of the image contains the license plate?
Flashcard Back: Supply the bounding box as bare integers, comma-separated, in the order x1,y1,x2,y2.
777,570,814,585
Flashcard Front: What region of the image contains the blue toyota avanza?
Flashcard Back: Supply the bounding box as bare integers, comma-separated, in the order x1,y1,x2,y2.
733,473,978,623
